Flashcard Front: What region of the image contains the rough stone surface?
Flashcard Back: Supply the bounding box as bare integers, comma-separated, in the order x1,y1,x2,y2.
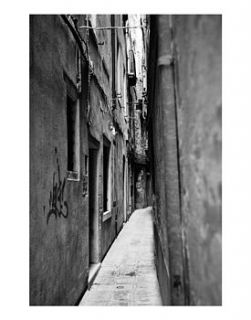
80,207,162,306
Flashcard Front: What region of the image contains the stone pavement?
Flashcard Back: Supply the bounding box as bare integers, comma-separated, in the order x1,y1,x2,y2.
79,207,162,306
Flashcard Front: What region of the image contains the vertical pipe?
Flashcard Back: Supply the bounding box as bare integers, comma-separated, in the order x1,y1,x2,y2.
156,14,185,305
170,16,191,305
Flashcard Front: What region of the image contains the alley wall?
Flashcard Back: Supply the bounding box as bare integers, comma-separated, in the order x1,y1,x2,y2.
30,14,132,305
127,15,149,209
174,15,222,305
30,15,89,305
148,14,222,305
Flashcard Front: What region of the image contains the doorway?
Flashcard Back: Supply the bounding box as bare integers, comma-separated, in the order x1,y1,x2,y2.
123,155,127,222
88,137,99,268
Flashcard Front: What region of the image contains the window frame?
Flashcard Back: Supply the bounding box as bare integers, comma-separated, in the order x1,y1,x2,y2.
102,136,112,221
64,72,80,181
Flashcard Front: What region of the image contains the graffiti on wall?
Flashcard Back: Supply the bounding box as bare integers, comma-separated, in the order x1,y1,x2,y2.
46,148,69,224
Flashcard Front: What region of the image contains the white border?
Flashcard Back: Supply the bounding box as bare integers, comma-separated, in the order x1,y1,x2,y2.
1,0,251,319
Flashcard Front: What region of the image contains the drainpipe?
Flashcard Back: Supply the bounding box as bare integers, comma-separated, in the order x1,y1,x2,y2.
169,16,191,306
156,15,185,305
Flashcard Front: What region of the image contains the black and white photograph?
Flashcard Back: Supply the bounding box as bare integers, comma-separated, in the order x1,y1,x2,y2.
29,14,221,306
2,0,251,317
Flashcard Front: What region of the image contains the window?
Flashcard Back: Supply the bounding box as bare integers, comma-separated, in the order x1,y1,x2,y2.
128,50,137,86
123,67,127,115
67,95,80,180
136,99,143,111
103,136,111,213
117,45,122,96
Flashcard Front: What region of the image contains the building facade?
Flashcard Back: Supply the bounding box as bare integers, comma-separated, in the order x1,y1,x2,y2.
30,14,146,305
147,15,222,305
126,15,149,209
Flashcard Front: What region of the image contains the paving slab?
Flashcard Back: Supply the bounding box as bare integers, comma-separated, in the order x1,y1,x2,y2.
79,207,162,306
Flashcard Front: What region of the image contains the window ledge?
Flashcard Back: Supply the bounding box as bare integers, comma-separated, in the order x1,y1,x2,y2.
103,210,112,222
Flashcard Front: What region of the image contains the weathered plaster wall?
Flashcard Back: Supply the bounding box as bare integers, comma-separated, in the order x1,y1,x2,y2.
30,15,89,305
30,14,142,305
85,15,129,258
113,15,130,229
148,15,221,305
173,15,222,305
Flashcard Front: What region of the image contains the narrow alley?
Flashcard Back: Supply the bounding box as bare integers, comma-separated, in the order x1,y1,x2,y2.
80,207,162,306
30,14,222,306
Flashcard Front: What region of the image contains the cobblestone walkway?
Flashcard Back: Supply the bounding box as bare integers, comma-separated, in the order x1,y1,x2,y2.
79,207,162,306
